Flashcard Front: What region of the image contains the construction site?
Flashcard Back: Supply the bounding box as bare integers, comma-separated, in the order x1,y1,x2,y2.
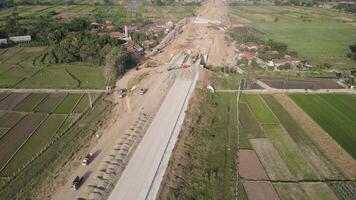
1,1,355,200
46,2,233,200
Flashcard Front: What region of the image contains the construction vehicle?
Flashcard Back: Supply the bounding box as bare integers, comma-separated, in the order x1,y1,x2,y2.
191,52,199,63
82,153,93,166
138,88,146,95
117,88,127,98
71,176,84,190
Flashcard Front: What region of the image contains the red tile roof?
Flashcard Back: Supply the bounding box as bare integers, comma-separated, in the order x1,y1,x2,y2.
243,52,254,60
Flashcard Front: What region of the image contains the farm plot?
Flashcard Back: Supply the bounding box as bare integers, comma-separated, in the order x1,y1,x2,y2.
72,93,101,113
0,93,8,101
273,183,308,200
0,111,6,118
250,138,294,181
318,94,356,123
244,94,278,124
328,182,356,200
0,93,29,110
258,77,343,90
289,94,356,159
300,182,338,200
238,150,267,180
274,94,356,179
34,93,67,113
0,128,8,137
0,113,46,170
54,94,83,114
262,124,319,180
0,114,67,177
262,94,343,179
17,66,80,89
13,93,47,112
0,112,24,128
243,181,279,200
238,103,265,138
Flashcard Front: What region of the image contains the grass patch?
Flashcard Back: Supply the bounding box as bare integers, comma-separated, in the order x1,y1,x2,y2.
244,94,278,124
213,74,241,90
54,94,83,114
13,93,47,112
289,94,356,159
167,92,239,199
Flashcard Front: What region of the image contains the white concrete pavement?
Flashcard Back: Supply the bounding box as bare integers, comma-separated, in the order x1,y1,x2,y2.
108,76,197,200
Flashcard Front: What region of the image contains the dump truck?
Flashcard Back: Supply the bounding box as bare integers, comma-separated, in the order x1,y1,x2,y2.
71,176,84,190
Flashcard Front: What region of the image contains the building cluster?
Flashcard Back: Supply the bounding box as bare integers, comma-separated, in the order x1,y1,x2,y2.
93,20,174,57
234,42,308,70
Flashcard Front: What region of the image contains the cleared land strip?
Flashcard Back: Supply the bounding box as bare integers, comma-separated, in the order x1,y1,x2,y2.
108,79,194,200
0,88,106,93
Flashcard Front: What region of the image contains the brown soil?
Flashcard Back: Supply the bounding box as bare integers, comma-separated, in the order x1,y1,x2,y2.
239,150,268,180
243,181,279,200
274,94,356,179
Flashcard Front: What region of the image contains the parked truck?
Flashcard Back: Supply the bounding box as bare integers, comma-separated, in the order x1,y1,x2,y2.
71,176,84,190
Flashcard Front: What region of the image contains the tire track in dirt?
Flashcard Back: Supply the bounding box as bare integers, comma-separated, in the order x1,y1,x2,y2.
273,93,356,180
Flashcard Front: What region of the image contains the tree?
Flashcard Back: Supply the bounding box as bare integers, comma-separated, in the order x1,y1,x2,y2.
104,46,128,85
67,18,90,32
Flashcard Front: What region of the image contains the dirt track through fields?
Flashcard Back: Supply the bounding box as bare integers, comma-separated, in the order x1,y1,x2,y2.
274,94,356,179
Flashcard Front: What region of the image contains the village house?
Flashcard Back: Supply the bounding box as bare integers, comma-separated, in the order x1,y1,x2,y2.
142,40,154,49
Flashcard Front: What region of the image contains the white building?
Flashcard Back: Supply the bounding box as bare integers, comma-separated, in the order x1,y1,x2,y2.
9,35,31,43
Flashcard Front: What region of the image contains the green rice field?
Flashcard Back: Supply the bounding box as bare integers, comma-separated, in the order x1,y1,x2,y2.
289,94,356,159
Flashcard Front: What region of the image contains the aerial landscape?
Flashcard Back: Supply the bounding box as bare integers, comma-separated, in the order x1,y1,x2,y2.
0,0,355,200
